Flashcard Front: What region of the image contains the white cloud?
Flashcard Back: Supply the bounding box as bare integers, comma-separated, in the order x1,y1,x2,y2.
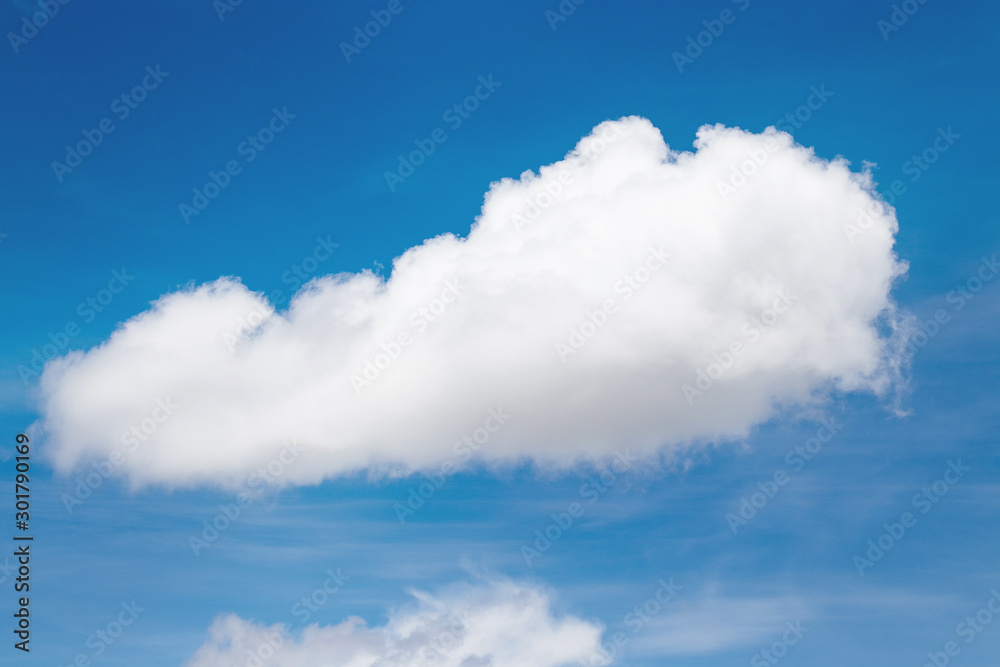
35,117,907,488
629,590,808,656
183,578,603,667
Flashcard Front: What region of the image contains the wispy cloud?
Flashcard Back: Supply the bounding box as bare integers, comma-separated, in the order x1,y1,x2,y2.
630,588,808,656
183,577,603,667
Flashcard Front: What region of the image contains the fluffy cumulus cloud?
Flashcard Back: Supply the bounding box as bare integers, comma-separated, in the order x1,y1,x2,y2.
183,578,604,667
35,117,907,488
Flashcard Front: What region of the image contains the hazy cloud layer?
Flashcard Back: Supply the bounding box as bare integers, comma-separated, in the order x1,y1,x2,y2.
183,579,603,667
36,117,907,487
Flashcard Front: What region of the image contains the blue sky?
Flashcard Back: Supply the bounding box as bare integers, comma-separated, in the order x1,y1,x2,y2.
1,0,999,665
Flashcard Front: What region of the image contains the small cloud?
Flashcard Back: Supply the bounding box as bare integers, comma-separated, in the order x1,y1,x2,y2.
183,578,603,667
631,589,809,656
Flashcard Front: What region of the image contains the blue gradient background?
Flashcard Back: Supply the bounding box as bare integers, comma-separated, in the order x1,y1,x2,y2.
0,0,998,664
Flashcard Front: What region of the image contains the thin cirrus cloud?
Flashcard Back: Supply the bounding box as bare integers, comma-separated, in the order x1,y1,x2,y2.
182,578,604,667
35,116,908,489
629,591,809,657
